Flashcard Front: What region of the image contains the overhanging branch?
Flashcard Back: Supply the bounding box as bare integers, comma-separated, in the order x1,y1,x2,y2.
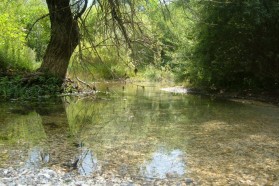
26,13,49,39
74,0,88,20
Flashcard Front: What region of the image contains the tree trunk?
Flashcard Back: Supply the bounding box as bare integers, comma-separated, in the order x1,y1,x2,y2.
39,0,79,82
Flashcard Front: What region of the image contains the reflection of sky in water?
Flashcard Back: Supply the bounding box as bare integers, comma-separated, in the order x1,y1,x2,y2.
140,149,186,179
78,148,99,176
25,147,49,168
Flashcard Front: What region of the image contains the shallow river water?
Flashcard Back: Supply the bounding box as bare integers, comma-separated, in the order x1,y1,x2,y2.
0,83,278,185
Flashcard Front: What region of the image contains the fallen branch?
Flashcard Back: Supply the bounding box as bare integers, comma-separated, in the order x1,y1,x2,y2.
76,77,95,90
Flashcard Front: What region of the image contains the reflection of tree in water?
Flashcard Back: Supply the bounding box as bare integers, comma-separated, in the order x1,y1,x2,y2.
0,99,99,173
64,84,279,184
0,103,46,167
35,98,100,174
64,86,191,179
32,99,77,168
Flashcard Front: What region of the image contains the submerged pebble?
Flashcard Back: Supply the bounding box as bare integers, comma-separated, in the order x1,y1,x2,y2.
0,167,188,185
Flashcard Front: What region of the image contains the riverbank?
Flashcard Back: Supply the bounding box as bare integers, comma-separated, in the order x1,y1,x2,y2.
205,89,279,106
161,87,279,106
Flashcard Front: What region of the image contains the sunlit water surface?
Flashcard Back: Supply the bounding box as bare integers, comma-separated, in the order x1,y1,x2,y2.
0,83,278,185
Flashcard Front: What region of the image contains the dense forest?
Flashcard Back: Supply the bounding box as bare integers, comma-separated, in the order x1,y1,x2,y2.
0,0,278,99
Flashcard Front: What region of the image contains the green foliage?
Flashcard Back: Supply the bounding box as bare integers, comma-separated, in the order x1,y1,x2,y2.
24,1,50,61
68,47,134,81
0,11,33,71
0,0,48,72
0,75,62,100
176,0,279,90
1,0,278,93
67,0,173,82
133,65,173,82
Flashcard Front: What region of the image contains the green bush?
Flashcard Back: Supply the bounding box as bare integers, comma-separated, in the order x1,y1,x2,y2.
177,0,279,90
0,75,61,100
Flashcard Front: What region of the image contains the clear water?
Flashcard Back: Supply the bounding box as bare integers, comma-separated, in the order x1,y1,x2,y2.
0,83,278,185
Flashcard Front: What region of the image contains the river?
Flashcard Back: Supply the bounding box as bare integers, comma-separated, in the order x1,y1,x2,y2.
0,83,278,185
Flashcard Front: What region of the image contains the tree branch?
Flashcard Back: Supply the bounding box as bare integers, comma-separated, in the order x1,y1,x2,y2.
25,14,49,39
74,0,88,20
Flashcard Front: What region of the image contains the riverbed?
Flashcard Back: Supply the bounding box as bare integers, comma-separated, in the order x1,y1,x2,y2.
0,83,278,185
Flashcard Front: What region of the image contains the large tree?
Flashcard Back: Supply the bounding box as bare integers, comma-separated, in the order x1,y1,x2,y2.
38,0,86,80
37,0,147,83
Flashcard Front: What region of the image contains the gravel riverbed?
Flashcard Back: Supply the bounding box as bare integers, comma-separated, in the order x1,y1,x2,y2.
0,167,135,186
0,167,193,185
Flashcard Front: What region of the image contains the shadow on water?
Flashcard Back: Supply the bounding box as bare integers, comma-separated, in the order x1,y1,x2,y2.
0,83,279,184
